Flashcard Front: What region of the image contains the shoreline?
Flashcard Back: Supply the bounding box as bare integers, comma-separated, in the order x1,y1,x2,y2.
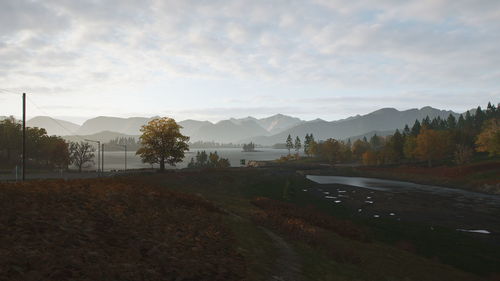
303,164,500,195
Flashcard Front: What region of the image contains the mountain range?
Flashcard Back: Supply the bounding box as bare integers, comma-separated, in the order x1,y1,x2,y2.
244,106,459,145
23,107,462,145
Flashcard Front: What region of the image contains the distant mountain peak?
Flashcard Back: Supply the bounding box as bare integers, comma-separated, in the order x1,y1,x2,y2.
310,118,326,122
243,106,461,145
370,107,398,115
420,106,436,110
27,116,81,136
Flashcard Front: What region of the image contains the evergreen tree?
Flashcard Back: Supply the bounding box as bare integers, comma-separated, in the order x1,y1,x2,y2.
446,114,456,129
486,102,497,118
465,111,473,127
187,157,195,168
294,136,302,155
304,134,311,156
430,117,439,129
422,116,431,128
411,120,421,136
474,106,486,129
286,134,293,155
391,129,404,160
403,125,411,136
457,115,465,129
369,134,383,151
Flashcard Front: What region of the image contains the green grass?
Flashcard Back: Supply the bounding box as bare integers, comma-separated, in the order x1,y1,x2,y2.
225,214,279,281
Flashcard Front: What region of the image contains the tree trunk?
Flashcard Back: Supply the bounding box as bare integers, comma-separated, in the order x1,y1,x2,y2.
160,158,165,171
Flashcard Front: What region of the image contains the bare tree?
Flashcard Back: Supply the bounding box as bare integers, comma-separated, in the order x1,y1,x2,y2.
69,142,95,172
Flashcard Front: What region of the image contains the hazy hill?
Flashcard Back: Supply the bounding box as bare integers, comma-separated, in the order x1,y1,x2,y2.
27,116,81,136
245,107,460,145
26,107,463,145
190,119,270,143
229,114,304,134
24,113,304,143
178,119,212,137
255,114,304,134
77,117,154,135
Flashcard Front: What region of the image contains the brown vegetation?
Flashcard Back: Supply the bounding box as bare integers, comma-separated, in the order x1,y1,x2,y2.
0,178,245,281
251,197,367,264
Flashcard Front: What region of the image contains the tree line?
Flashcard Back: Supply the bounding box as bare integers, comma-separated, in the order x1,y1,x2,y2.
104,137,140,151
242,142,256,152
187,151,230,168
0,117,69,169
285,102,499,167
0,117,100,172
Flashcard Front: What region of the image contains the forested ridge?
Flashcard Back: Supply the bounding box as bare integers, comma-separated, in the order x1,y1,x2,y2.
288,102,499,167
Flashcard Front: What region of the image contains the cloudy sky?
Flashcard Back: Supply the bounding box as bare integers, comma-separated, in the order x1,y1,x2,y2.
0,0,499,123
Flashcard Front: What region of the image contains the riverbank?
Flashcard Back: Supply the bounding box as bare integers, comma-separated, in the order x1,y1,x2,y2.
298,160,500,195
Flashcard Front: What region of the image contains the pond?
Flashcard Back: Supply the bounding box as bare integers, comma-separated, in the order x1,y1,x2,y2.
305,175,500,235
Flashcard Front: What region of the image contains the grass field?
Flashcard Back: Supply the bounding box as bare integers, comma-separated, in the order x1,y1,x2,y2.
1,168,499,280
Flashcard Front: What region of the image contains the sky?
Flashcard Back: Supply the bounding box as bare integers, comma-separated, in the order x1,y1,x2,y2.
0,0,499,124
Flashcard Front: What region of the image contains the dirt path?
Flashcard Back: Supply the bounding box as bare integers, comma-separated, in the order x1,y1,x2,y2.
259,227,304,281
224,209,304,281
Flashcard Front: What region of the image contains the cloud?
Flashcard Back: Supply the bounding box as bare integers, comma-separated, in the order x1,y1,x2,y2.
0,0,499,120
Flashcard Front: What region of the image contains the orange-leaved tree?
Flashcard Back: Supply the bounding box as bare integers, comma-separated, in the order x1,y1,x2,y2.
475,118,500,156
136,117,189,171
415,128,450,167
362,150,378,166
321,138,341,163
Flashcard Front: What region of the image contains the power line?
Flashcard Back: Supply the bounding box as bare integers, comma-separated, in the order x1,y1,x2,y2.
0,88,21,96
0,90,84,140
25,96,86,141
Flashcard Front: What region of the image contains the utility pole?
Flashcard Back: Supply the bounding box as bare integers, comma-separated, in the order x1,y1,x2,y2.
118,144,127,171
101,143,104,173
22,93,26,181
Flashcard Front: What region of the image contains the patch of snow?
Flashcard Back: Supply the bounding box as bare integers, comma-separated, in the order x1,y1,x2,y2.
334,200,341,203
389,213,395,216
365,201,374,204
325,196,336,199
373,215,380,218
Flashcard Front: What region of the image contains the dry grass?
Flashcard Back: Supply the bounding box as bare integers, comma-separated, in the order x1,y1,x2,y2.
251,197,366,264
0,178,245,281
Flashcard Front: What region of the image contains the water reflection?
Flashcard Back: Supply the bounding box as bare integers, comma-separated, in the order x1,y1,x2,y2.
306,175,500,206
